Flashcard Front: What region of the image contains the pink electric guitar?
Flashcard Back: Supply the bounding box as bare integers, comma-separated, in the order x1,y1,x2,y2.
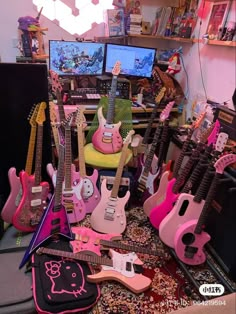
144,112,206,217
70,226,166,257
13,102,50,232
135,101,175,202
174,153,236,266
92,61,123,154
75,107,100,213
47,114,86,224
1,104,39,223
90,130,135,234
37,246,152,294
19,126,73,268
159,129,227,249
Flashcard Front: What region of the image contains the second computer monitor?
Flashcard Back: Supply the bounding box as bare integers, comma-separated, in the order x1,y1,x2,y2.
105,43,156,78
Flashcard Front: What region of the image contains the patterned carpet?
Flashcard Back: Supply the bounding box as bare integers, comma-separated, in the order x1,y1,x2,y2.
74,206,227,314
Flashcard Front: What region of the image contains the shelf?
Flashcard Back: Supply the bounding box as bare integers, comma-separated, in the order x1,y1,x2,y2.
194,38,236,47
128,34,194,43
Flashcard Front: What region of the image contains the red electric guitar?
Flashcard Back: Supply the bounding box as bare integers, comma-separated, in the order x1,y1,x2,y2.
47,114,86,224
75,107,101,213
1,104,39,223
90,130,135,234
92,61,123,154
19,126,73,268
174,153,236,266
13,102,50,232
36,246,152,294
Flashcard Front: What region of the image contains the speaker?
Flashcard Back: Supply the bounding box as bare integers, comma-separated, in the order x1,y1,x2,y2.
0,63,52,205
206,169,236,281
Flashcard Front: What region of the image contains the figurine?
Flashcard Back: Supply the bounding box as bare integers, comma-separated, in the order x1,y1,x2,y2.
222,21,236,41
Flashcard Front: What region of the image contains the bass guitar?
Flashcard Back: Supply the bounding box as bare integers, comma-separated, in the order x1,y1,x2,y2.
75,107,100,213
159,130,227,248
19,126,73,268
90,130,135,234
47,114,86,224
13,102,50,232
37,246,152,294
92,61,123,154
174,153,236,266
143,111,206,217
1,104,39,223
70,226,166,257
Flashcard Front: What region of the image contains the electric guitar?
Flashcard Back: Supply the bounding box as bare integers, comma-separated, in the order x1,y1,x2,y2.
47,114,86,224
19,126,73,268
1,104,39,223
36,246,152,294
174,153,236,266
75,107,101,213
135,101,175,201
90,130,135,234
13,102,50,232
159,130,227,248
143,111,206,217
92,61,123,154
70,226,166,257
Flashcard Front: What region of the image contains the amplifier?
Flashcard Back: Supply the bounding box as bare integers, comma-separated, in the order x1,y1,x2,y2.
96,75,130,99
206,169,236,281
214,105,236,142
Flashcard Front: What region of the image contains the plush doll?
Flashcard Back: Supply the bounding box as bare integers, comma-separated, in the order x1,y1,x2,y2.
166,52,181,75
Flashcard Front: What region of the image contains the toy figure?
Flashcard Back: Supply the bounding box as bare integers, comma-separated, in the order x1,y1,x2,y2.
166,52,181,75
222,21,236,41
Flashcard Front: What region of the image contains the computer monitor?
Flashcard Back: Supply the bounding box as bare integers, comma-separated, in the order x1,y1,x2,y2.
49,40,105,76
105,43,156,78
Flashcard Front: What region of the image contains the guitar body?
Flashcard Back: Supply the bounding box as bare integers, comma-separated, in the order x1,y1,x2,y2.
174,219,211,265
90,179,129,234
87,249,152,294
143,170,170,217
92,107,122,154
1,168,21,223
48,164,86,224
13,171,49,232
19,194,73,268
81,170,101,214
159,193,205,248
70,226,122,256
149,178,179,230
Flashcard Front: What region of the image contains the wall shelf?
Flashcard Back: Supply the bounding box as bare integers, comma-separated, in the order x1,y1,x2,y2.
193,38,236,47
128,34,194,43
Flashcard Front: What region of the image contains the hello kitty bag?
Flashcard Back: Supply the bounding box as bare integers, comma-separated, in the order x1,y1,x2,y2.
31,238,100,314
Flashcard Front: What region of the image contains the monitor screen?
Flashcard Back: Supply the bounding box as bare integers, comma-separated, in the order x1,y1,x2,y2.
49,40,105,76
105,43,156,78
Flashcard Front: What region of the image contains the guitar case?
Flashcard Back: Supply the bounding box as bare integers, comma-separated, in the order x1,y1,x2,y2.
0,225,36,314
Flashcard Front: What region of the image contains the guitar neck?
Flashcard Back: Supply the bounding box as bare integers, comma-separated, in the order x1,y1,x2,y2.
54,144,64,208
156,119,170,168
64,127,72,189
106,75,118,124
38,246,113,267
34,124,44,185
100,239,165,257
25,125,37,175
142,106,158,145
56,89,66,122
77,125,86,177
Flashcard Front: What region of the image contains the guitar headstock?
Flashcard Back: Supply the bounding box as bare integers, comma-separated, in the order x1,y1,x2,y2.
192,111,206,130
214,153,236,174
123,130,135,146
49,101,58,124
155,87,166,104
36,102,47,126
112,61,121,76
215,132,228,153
28,103,40,127
61,112,74,130
49,70,63,94
159,101,175,122
207,119,221,146
75,107,87,129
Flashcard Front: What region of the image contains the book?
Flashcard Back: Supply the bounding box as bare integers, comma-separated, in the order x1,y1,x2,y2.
105,9,125,37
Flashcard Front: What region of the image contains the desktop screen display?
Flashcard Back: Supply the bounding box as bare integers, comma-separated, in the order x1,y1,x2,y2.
49,40,105,76
105,44,156,78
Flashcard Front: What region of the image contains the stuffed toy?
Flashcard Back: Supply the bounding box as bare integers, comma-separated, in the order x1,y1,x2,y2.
166,52,181,75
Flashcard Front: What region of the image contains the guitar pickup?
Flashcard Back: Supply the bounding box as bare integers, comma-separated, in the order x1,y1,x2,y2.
133,263,143,274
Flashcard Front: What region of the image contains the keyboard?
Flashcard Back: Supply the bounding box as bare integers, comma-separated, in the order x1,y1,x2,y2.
69,88,101,102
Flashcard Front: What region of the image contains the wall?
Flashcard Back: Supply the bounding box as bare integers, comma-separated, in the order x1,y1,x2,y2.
0,0,235,117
